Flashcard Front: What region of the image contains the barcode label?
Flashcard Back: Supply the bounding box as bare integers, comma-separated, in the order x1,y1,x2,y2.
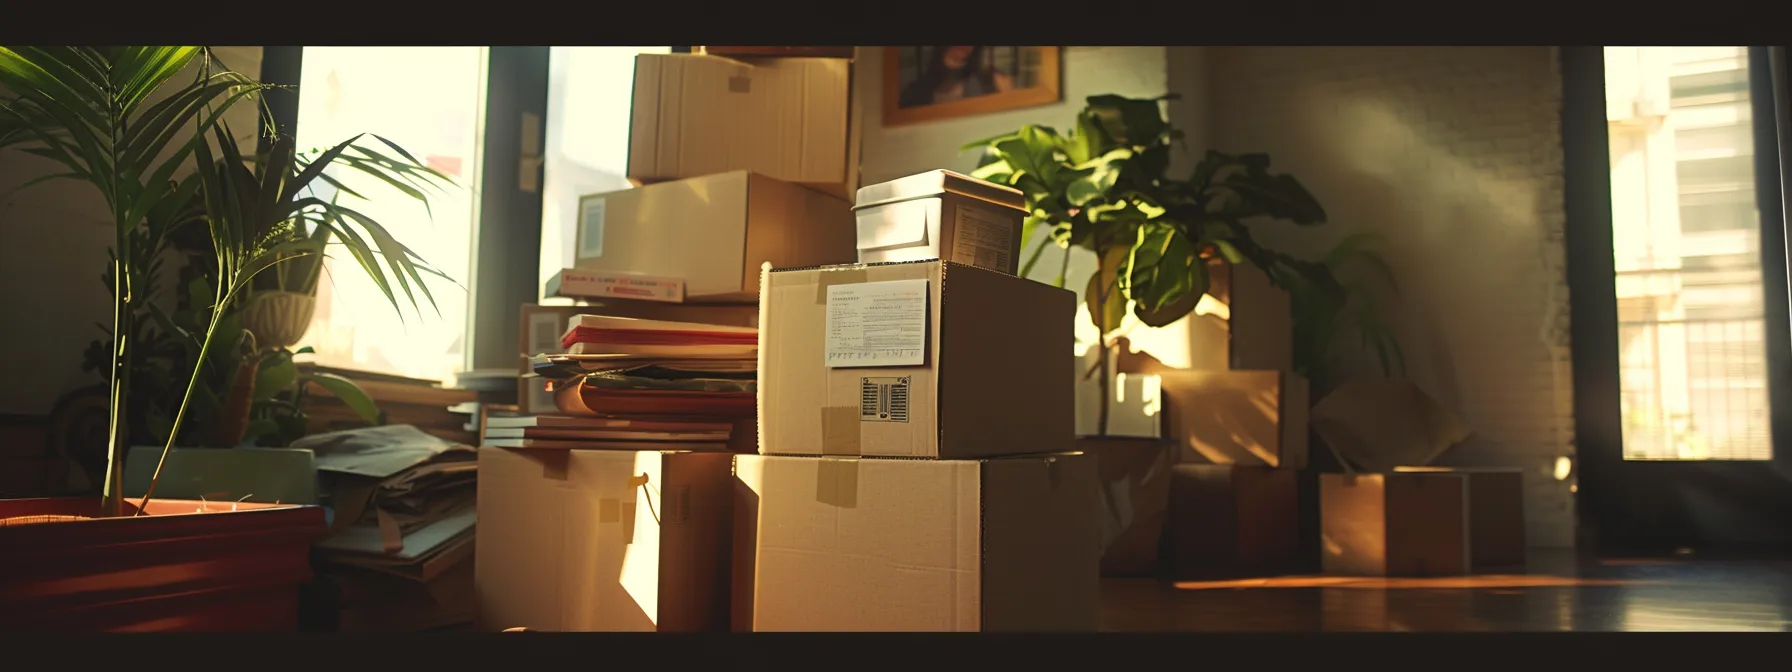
860,377,911,423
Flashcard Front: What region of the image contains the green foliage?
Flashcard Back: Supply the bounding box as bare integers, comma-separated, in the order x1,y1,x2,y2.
239,346,380,448
962,94,1402,379
0,46,451,512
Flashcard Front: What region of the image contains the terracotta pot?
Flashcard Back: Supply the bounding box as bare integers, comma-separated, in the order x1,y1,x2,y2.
0,497,326,632
241,291,317,350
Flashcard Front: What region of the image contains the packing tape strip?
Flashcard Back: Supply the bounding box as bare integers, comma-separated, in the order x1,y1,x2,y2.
819,405,862,456
813,268,870,305
815,457,859,509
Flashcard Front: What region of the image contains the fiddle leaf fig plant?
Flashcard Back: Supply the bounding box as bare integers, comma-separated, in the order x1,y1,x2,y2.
963,93,1402,434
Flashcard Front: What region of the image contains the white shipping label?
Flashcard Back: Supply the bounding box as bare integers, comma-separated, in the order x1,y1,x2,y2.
578,198,606,259
949,205,1015,272
825,279,929,368
527,313,564,355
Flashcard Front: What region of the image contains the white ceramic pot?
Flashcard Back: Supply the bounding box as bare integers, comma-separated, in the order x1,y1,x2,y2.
241,291,317,350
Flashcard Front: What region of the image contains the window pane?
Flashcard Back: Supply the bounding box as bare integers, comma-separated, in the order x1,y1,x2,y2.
538,46,671,299
1604,46,1770,461
296,47,489,382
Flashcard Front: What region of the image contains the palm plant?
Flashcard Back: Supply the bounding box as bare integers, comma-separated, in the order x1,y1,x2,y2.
964,94,1402,434
0,47,446,517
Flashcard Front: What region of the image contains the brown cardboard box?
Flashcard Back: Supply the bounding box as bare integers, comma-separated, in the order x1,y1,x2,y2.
1394,466,1527,568
1185,257,1294,372
758,260,1075,459
1320,472,1470,577
474,447,733,631
1162,464,1300,579
628,54,859,199
1085,437,1173,577
851,170,1027,276
518,302,761,366
732,453,1100,632
1158,370,1309,469
572,171,857,303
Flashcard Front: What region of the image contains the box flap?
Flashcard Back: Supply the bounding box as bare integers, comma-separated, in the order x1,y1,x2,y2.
854,197,932,252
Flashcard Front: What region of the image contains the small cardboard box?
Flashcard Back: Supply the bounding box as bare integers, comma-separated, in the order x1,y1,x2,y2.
474,447,733,632
852,170,1027,275
1084,436,1174,577
572,171,857,303
758,260,1075,459
732,453,1100,632
518,303,761,364
1075,372,1163,439
1184,257,1294,372
1161,464,1300,579
1394,466,1527,569
1320,472,1470,577
628,54,859,199
1158,370,1309,469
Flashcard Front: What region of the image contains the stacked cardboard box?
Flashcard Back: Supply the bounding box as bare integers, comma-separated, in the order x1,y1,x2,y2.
475,49,864,632
736,257,1100,632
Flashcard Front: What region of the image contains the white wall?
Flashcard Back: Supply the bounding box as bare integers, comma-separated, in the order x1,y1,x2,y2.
0,47,264,415
856,46,1212,364
1203,47,1577,547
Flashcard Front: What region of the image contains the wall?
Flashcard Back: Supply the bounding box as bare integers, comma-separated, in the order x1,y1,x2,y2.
0,47,264,416
856,46,1212,364
1203,47,1577,546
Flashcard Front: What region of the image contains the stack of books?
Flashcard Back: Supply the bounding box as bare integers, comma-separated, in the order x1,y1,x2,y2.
495,314,758,452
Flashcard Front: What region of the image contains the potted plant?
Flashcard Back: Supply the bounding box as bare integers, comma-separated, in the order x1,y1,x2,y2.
0,46,443,631
963,94,1403,574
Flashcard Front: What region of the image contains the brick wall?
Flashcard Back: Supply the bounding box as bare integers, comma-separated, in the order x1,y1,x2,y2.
1203,47,1577,547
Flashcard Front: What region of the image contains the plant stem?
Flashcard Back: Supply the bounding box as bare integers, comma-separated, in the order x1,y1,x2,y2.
100,258,128,517
135,284,231,513
1019,235,1050,280
1055,245,1073,288
1096,269,1112,437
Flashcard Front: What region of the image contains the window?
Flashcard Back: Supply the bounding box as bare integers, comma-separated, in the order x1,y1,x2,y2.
1604,46,1770,461
294,47,490,383
537,47,670,300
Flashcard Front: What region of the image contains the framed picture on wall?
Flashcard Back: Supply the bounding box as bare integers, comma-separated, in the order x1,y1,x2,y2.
882,46,1062,127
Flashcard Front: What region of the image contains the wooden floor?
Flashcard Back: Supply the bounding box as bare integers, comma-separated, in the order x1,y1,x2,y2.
1100,553,1792,632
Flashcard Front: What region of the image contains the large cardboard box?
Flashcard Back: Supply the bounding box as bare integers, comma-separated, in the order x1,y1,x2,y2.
474,448,733,631
628,54,859,199
572,171,857,303
1161,464,1300,579
1394,466,1527,568
758,260,1075,459
1159,370,1309,469
852,170,1027,275
1320,472,1469,577
731,453,1100,632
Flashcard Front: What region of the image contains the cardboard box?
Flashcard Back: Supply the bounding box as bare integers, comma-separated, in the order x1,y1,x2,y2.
1320,472,1469,577
628,54,859,199
1394,466,1527,568
1184,257,1293,372
852,170,1027,275
518,302,761,364
474,447,733,631
731,453,1100,632
1159,370,1309,469
1084,437,1173,577
1161,464,1300,579
758,260,1075,459
1075,372,1163,439
571,171,858,303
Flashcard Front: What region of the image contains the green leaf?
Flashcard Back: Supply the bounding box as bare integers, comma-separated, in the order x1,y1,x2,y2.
294,345,315,355
307,372,381,424
1086,246,1131,336
253,357,297,402
1084,94,1169,147
1125,223,1208,328
240,418,281,445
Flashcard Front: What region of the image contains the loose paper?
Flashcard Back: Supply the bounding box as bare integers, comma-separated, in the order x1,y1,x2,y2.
578,198,606,259
949,205,1014,272
825,279,928,368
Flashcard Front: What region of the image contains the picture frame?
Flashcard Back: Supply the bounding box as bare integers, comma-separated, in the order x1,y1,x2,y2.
882,47,1063,127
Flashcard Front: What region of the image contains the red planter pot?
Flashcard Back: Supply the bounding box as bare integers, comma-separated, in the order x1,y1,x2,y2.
0,497,326,632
